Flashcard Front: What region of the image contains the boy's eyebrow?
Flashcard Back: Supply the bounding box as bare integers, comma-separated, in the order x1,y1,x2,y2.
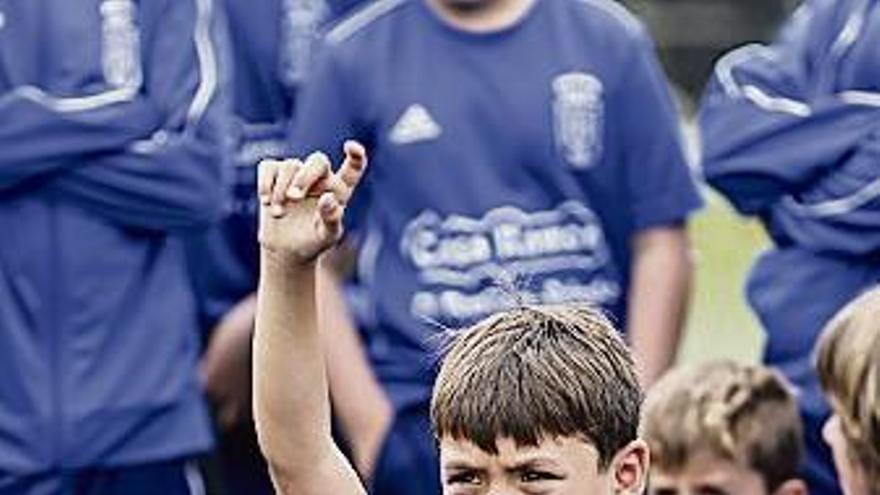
442,461,485,471
503,456,564,472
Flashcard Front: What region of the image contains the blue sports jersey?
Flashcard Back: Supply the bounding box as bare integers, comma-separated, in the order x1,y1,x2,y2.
294,0,702,409
187,0,367,331
0,0,229,475
701,1,880,493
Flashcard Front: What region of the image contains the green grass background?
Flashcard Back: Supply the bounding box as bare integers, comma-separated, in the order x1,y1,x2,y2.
679,192,767,365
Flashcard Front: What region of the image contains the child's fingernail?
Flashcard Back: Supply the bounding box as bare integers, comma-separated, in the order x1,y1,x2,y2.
288,187,304,200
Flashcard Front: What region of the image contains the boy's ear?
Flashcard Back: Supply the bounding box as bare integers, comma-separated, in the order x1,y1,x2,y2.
772,479,808,495
612,439,650,495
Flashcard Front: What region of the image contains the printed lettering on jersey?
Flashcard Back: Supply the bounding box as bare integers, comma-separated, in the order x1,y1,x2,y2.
552,72,604,169
100,0,142,90
279,0,329,86
400,201,621,324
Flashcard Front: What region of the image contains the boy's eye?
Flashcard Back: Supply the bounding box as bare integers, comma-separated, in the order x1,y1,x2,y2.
520,470,563,483
697,488,731,495
446,470,482,485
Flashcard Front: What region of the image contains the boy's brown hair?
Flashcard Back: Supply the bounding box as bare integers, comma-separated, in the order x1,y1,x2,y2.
430,305,643,469
816,287,880,487
641,361,804,491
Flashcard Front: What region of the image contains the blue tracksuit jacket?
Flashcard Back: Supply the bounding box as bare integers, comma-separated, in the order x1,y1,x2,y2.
0,0,230,476
701,1,880,492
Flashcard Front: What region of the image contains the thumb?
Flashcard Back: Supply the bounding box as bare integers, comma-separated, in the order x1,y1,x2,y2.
317,192,345,242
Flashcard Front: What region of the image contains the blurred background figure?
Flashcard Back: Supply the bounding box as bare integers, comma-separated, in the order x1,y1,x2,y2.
643,361,807,495
700,0,880,493
0,0,230,494
816,287,880,495
292,0,702,492
186,0,369,493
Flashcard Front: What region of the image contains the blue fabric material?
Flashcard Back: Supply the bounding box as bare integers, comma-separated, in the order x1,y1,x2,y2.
294,2,701,492
293,0,702,411
186,0,367,332
700,1,880,492
0,459,198,495
370,403,440,495
0,0,230,475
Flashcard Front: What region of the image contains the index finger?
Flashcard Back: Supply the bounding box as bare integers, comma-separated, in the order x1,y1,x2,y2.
336,140,368,190
257,158,283,205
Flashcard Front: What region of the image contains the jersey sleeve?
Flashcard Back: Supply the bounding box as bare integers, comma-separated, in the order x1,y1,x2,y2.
47,0,233,232
613,30,703,231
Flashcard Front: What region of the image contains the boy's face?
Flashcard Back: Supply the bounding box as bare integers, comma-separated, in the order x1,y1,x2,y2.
823,414,869,495
439,436,647,495
649,451,787,495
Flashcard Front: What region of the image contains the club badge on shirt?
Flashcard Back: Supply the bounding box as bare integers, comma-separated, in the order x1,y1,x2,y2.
279,0,329,86
553,72,604,169
100,0,142,90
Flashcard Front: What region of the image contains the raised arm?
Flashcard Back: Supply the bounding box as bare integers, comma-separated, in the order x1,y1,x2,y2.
253,141,368,495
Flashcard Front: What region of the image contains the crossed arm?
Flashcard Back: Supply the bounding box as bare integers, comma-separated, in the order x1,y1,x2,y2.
0,0,229,231
252,142,369,495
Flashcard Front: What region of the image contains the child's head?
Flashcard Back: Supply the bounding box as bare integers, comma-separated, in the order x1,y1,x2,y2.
430,305,648,495
816,288,880,495
642,361,806,495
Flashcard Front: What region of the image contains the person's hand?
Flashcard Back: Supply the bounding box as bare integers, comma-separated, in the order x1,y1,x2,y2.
258,141,367,264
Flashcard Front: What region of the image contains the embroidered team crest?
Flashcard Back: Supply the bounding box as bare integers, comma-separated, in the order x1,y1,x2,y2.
100,0,142,89
552,72,604,169
279,0,329,86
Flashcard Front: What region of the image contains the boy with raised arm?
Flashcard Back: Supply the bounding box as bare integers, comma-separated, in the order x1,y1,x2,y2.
253,144,650,495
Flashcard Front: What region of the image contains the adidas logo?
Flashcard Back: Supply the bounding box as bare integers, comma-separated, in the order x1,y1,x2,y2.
389,104,442,145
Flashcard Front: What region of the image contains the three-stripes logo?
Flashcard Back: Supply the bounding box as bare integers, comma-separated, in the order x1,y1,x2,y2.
389,104,442,145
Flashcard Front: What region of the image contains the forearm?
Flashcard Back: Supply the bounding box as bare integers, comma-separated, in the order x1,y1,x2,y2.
200,293,257,428
49,131,226,231
254,251,332,478
626,227,693,388
318,265,391,480
0,89,161,191
252,142,369,495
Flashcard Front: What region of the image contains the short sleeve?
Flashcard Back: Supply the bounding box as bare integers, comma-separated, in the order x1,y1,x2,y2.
613,33,703,231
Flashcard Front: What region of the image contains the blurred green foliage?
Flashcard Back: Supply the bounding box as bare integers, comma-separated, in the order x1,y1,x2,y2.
680,193,768,364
